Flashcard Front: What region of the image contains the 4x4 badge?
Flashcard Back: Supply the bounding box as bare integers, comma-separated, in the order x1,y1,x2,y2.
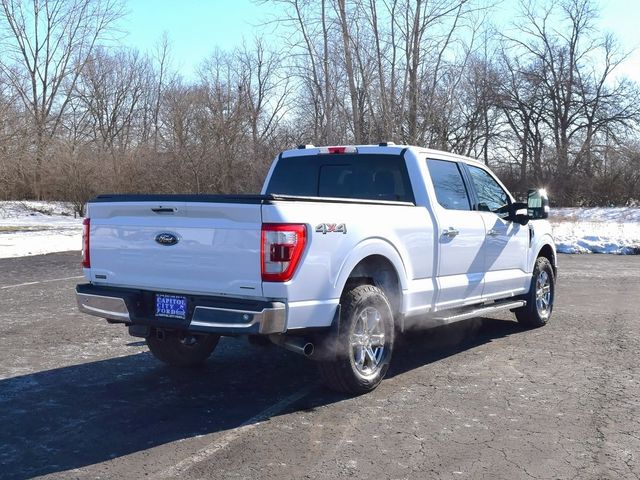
315,223,347,234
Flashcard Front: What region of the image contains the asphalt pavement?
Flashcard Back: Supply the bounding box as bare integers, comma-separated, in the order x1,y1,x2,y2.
0,252,638,479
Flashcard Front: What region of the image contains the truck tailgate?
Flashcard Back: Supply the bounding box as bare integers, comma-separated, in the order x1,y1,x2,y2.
87,201,263,297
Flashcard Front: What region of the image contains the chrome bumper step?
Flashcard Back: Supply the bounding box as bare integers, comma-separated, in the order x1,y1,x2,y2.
430,300,526,324
77,292,131,322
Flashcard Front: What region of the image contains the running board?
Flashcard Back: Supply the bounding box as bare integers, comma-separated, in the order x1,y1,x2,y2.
430,300,526,324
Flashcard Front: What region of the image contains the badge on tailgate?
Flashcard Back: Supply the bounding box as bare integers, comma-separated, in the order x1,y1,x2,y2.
155,232,179,246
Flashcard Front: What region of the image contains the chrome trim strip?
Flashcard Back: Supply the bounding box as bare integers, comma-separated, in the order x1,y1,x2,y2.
76,293,130,321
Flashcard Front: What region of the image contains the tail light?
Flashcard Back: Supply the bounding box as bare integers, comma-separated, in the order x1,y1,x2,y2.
82,218,90,268
261,223,307,282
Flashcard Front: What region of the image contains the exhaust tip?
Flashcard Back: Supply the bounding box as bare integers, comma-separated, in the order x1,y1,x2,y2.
276,336,315,357
302,342,314,357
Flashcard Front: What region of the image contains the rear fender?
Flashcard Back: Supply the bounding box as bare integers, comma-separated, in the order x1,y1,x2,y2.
333,238,408,304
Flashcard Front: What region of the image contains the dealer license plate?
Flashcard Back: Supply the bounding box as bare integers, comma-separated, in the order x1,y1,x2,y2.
155,294,187,320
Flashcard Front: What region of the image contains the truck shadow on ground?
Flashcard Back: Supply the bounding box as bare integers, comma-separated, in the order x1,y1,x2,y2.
389,316,525,378
0,317,525,479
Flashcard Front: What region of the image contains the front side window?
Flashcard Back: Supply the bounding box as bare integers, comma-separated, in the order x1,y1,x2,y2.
467,165,510,217
426,159,471,211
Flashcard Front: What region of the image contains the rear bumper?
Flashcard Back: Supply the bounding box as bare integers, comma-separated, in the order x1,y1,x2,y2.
76,284,286,335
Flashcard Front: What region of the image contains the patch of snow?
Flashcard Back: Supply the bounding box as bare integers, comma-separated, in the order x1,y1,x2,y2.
0,201,82,259
550,208,640,255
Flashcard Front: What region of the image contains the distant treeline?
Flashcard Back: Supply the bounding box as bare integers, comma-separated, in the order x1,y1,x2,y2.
0,0,638,214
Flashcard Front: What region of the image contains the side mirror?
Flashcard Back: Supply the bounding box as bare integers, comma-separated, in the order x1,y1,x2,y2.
509,202,529,225
527,188,550,219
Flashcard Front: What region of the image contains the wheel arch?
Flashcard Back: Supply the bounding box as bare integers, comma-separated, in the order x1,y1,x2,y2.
334,240,408,320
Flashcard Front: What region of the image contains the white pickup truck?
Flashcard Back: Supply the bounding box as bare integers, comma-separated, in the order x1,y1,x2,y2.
76,144,556,394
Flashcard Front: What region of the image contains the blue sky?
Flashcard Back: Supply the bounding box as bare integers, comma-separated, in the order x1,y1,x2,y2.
120,0,639,81
120,0,275,77
598,0,639,81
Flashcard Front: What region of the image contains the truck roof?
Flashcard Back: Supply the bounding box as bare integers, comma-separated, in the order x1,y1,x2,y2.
281,144,485,166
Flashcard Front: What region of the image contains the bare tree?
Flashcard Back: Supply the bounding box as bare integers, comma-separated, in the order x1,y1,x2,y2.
74,48,148,185
501,0,639,203
151,32,172,149
336,0,363,141
0,0,638,206
0,0,123,198
237,38,289,152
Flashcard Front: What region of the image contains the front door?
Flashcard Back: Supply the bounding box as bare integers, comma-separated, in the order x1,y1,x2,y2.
465,164,529,299
426,159,486,310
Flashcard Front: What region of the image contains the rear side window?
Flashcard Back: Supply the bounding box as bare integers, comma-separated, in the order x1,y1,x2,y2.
426,159,471,210
266,154,414,202
264,159,318,197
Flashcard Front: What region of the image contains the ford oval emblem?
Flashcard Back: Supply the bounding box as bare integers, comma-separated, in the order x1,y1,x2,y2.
155,233,179,246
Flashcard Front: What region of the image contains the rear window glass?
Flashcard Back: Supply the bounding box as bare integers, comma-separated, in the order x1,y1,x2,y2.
266,154,414,202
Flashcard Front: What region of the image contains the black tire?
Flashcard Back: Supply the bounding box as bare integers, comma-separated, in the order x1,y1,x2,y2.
146,330,219,367
318,285,395,394
515,256,555,328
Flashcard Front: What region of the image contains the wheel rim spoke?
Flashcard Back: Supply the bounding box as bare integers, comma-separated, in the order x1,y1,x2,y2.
350,306,386,376
365,346,377,365
354,346,365,369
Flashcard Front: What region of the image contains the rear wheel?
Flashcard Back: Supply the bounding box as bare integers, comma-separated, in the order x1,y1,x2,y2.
146,330,219,367
318,285,394,394
515,256,555,327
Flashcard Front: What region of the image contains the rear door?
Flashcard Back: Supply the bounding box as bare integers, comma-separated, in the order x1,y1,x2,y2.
464,164,529,298
426,159,486,309
87,200,263,297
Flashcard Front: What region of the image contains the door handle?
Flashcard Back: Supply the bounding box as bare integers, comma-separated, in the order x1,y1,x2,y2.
442,228,459,238
487,228,500,237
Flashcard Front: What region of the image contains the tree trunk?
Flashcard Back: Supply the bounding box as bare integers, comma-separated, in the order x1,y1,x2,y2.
337,0,362,142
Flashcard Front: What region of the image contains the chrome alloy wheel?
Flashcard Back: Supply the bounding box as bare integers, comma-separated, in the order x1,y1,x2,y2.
350,306,386,378
535,270,552,319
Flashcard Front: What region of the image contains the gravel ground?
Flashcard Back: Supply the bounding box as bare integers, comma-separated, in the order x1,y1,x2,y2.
0,253,638,479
